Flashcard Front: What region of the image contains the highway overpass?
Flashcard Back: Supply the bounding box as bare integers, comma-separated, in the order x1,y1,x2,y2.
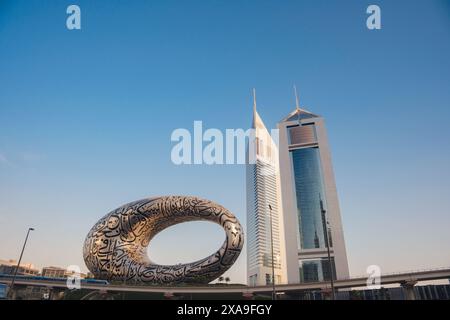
2,267,450,300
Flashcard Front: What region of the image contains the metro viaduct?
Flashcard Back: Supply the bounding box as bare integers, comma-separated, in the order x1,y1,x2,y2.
2,267,450,300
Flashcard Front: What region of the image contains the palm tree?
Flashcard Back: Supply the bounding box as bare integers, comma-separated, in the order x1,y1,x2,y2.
225,277,230,285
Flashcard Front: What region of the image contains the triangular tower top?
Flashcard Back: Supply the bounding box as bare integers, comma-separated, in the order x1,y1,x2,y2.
252,88,268,129
281,108,320,122
280,86,320,122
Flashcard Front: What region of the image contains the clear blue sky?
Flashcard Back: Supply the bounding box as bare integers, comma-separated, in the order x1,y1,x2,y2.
1,0,449,283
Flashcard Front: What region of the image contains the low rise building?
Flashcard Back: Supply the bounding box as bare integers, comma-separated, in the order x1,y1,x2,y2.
0,259,39,276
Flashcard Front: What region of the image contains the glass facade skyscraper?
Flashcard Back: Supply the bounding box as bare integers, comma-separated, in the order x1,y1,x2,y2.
246,94,349,285
299,257,336,283
278,107,349,284
291,147,327,250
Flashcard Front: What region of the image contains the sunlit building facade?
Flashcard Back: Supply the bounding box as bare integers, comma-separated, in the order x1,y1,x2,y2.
246,94,287,286
0,259,39,276
278,106,350,283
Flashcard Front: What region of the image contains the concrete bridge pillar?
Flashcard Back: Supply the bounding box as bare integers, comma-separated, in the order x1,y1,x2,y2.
164,292,175,300
7,286,18,300
242,292,254,300
46,286,65,300
50,288,66,300
321,287,333,300
401,280,417,300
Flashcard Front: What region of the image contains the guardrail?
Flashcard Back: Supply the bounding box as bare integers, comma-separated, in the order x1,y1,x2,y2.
340,266,450,281
1,267,449,294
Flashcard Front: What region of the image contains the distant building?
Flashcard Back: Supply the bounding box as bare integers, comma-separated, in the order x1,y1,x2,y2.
65,269,87,279
42,266,87,279
41,266,66,278
0,259,39,276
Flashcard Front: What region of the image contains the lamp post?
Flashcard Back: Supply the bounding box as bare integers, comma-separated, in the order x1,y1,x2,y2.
8,227,34,299
268,204,276,300
319,197,335,300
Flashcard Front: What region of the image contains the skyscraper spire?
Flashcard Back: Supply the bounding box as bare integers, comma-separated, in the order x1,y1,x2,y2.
294,85,300,111
253,88,257,114
251,88,269,130
294,85,302,124
252,88,259,129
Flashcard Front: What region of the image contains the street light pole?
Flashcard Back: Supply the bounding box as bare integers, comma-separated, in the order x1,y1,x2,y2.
268,204,276,300
8,227,34,299
320,197,335,300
